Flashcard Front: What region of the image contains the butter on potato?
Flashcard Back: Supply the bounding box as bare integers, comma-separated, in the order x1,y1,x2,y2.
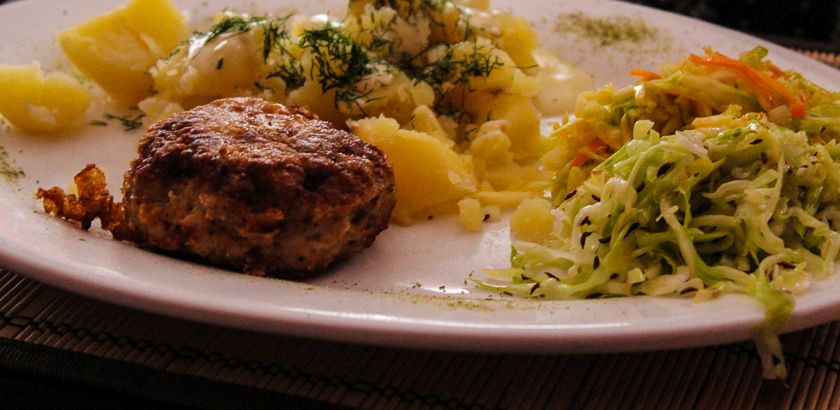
56,0,187,105
0,63,90,133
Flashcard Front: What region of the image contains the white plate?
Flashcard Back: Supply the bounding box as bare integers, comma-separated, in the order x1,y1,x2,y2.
1,0,839,353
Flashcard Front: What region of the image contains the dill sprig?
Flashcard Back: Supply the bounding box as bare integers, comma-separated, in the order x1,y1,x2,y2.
267,60,306,90
183,15,268,63
413,43,503,93
104,113,146,132
299,25,376,108
411,43,503,126
204,15,266,43
260,16,306,91
260,15,293,61
361,11,398,56
187,14,305,92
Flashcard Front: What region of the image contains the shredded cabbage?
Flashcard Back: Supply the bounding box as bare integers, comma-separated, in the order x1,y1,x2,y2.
478,48,840,379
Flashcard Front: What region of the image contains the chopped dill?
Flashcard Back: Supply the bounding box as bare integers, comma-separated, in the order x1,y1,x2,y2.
104,113,146,132
369,33,395,54
260,15,293,61
209,14,306,91
181,15,268,65
361,11,398,56
189,14,306,91
89,120,108,127
204,15,266,43
267,61,306,90
413,43,504,93
299,25,375,107
434,102,473,127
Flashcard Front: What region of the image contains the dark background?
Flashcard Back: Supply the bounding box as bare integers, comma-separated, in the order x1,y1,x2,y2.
622,0,839,52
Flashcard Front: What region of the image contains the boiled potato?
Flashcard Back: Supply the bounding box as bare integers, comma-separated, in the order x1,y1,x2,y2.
465,92,543,160
510,197,554,242
57,0,187,105
496,14,539,75
473,190,541,209
0,63,90,133
457,198,484,231
152,24,267,110
457,40,516,93
408,105,453,146
469,120,514,174
350,116,477,224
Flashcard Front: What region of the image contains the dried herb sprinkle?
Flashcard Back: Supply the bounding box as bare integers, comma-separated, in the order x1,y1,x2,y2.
0,145,24,183
554,12,659,47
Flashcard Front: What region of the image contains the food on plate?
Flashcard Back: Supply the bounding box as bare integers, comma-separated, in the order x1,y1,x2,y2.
36,164,125,232
349,115,476,223
479,48,840,378
141,0,560,225
56,0,188,105
0,63,90,133
38,98,395,276
24,0,590,227
544,47,840,197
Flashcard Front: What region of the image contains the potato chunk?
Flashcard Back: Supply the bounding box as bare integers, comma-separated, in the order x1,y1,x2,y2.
457,198,484,231
0,63,90,133
56,0,187,105
510,197,554,242
350,116,476,224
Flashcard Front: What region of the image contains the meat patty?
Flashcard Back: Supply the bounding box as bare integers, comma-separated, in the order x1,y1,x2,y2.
39,97,395,276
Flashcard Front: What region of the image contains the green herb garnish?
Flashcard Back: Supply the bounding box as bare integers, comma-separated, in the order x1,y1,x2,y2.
104,113,146,132
299,24,376,108
0,145,24,183
205,15,265,43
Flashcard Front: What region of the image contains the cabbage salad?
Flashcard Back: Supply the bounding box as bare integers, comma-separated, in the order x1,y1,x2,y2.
477,47,840,379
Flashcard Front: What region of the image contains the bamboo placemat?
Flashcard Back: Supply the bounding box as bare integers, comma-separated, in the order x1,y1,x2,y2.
2,267,840,409
796,50,840,70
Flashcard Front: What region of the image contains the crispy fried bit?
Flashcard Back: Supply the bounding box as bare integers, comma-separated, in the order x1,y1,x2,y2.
35,164,126,232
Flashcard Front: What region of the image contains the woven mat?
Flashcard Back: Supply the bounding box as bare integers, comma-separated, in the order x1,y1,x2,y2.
796,50,840,70
2,268,840,409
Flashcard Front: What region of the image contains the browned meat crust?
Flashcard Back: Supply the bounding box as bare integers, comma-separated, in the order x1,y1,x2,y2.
35,164,126,233
38,98,396,277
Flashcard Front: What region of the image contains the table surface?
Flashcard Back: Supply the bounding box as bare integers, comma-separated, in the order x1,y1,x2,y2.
2,0,840,407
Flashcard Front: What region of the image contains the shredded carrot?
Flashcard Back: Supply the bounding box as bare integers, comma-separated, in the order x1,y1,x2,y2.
630,69,661,81
689,52,806,119
570,139,608,167
765,62,784,78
